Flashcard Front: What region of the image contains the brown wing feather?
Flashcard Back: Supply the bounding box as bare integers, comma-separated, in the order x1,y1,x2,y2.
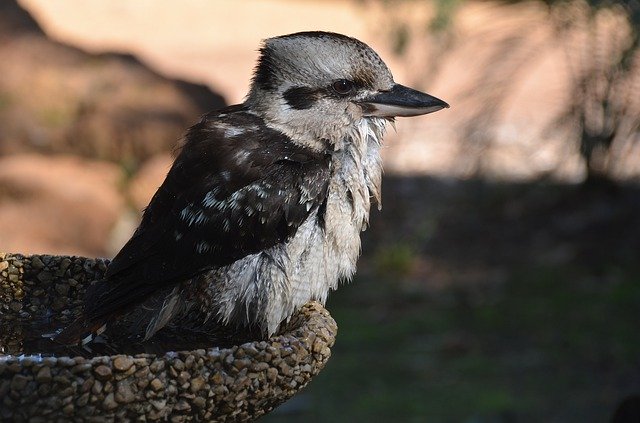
55,106,331,344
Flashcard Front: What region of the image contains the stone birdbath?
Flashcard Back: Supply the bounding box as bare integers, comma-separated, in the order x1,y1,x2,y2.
0,253,337,421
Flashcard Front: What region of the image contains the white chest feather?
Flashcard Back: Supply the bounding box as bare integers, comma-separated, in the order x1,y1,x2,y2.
205,118,387,335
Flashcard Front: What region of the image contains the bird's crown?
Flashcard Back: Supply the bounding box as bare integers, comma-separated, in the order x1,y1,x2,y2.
250,31,394,94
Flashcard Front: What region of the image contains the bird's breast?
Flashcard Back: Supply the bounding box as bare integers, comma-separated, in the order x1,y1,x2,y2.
200,119,386,337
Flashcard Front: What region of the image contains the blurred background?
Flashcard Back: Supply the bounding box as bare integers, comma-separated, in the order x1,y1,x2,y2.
1,0,639,421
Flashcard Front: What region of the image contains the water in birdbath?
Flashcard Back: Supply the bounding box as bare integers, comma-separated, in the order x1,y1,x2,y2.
0,254,260,359
0,313,259,358
1,315,223,358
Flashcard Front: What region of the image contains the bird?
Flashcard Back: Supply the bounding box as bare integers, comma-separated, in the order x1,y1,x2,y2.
55,31,449,346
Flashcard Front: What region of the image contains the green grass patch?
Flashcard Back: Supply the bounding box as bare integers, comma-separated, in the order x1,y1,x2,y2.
264,262,640,422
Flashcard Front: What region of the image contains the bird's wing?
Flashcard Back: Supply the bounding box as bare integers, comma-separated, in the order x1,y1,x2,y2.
64,107,332,340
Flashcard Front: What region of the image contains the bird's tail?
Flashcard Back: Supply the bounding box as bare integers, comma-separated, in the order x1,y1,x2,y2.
52,279,116,345
52,315,108,345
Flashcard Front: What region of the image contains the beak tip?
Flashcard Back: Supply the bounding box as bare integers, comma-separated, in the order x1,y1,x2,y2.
434,98,450,110
360,84,449,118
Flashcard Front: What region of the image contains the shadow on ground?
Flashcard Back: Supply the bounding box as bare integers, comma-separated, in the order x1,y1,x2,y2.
265,176,640,423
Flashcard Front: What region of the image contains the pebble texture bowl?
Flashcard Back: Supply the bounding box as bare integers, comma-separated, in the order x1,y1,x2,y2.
0,253,337,422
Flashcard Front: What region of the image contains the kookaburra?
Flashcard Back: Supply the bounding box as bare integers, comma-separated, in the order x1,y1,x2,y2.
57,31,448,345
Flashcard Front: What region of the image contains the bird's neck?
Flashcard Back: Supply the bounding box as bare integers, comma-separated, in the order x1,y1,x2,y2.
257,110,387,157
338,116,387,209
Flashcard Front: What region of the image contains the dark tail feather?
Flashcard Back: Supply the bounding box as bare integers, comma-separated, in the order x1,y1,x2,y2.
54,257,191,344
53,279,115,345
52,279,117,345
52,315,108,345
53,277,148,345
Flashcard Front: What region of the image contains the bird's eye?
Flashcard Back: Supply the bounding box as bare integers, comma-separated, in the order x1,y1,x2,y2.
332,79,354,95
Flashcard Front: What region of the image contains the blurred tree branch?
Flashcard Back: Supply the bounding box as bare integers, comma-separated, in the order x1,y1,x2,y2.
375,0,640,185
549,0,640,185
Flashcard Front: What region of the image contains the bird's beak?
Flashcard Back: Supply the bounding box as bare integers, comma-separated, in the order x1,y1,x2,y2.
359,83,449,118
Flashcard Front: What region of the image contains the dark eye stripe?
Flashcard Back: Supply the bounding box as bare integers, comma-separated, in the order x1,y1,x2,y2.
283,80,360,111
283,86,322,110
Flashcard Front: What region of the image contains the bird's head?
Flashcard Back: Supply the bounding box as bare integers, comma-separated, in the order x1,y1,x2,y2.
246,31,448,151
